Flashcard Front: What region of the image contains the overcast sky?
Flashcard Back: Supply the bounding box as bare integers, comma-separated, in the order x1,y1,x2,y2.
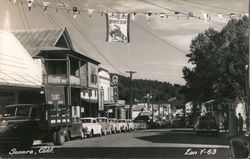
0,0,248,84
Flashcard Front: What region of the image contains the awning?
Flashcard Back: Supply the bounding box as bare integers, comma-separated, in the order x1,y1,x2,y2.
0,70,41,88
81,98,98,104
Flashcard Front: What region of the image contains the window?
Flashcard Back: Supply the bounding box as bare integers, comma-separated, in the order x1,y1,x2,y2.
91,74,97,84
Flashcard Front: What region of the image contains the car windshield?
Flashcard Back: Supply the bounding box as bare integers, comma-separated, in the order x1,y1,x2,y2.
118,120,125,123
97,119,105,122
1,107,16,117
82,119,92,123
16,107,30,116
1,106,31,117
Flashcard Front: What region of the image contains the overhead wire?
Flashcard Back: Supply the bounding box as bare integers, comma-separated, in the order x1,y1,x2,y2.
17,2,36,52
181,0,244,13
139,0,226,27
62,8,125,75
103,0,187,55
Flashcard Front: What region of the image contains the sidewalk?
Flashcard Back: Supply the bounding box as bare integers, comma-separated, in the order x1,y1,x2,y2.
226,131,249,159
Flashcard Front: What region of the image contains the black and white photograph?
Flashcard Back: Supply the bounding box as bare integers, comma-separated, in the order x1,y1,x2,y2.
0,0,249,158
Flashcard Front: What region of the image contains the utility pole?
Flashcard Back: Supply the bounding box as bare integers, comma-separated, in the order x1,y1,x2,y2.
126,71,136,119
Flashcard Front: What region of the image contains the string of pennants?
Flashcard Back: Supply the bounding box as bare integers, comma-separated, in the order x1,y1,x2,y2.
9,0,249,43
9,0,248,21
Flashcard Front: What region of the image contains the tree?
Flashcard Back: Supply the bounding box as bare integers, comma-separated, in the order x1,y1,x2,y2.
182,17,248,105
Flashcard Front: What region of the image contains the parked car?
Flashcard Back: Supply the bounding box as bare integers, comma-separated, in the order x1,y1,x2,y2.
193,115,219,136
126,119,135,131
108,118,121,133
171,116,185,128
81,118,102,138
118,119,129,132
97,117,112,135
134,120,147,130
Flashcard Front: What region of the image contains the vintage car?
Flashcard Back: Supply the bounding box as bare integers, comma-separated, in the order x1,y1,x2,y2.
81,117,102,138
134,120,147,130
97,117,112,135
0,104,84,148
118,119,129,132
193,115,219,136
126,119,135,131
108,118,121,133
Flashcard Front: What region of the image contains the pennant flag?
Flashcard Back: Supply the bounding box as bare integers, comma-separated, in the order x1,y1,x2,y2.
106,12,130,43
145,13,152,24
73,14,77,19
73,7,78,13
218,14,223,21
28,0,33,11
88,9,94,17
43,2,50,13
131,12,136,20
202,13,208,24
160,13,165,21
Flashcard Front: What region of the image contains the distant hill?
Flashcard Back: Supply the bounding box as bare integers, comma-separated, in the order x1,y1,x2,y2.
111,74,185,108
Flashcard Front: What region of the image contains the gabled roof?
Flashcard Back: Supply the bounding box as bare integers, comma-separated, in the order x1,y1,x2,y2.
11,28,74,57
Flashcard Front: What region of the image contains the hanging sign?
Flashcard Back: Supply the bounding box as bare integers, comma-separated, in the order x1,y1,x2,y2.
106,12,130,43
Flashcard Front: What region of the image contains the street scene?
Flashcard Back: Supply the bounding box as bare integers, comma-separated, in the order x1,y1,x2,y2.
0,0,249,158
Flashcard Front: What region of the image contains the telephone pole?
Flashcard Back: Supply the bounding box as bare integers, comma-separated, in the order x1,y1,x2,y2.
126,71,136,119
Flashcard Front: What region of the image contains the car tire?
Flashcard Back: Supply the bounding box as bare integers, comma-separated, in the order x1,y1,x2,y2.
80,129,84,139
65,131,70,142
88,130,93,138
102,129,106,136
53,129,65,145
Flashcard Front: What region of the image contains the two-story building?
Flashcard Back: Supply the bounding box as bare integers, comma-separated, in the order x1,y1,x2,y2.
97,68,116,117
11,28,100,119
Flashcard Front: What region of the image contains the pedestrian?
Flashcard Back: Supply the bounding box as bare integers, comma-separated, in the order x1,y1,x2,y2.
237,113,243,134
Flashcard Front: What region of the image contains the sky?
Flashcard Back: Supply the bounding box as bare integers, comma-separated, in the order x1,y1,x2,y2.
0,0,248,85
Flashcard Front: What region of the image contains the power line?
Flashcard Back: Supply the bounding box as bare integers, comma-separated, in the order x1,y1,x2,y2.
62,10,125,76
139,0,226,27
103,0,187,55
133,21,187,55
181,0,244,13
17,2,36,52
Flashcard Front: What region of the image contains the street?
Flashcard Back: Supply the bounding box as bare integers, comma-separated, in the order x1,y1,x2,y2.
20,128,231,158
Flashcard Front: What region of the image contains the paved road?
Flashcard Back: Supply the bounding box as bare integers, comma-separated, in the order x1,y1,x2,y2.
3,128,231,158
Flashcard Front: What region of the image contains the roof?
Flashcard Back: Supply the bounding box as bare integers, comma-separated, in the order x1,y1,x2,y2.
11,28,74,57
0,30,42,88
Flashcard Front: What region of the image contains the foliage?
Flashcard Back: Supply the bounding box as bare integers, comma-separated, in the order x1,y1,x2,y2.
182,17,249,104
111,74,185,108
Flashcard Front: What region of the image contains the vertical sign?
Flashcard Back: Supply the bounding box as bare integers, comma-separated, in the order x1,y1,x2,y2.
111,75,119,102
98,89,104,111
106,12,130,43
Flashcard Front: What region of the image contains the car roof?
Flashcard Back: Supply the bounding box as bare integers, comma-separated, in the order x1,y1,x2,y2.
81,117,96,120
5,104,38,108
97,117,108,119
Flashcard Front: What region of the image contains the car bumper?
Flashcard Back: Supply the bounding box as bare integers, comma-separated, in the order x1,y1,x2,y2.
0,136,21,144
195,129,219,132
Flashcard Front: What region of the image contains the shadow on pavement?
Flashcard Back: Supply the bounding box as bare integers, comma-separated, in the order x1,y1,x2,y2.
135,129,229,146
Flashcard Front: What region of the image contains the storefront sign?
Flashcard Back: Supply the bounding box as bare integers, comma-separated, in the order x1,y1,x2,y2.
98,89,104,111
106,12,130,43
